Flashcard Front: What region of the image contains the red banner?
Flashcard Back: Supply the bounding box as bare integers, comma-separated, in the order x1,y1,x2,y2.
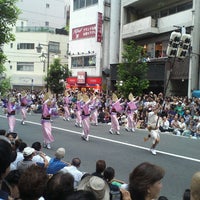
77,72,86,84
97,12,103,42
66,77,102,85
72,24,96,40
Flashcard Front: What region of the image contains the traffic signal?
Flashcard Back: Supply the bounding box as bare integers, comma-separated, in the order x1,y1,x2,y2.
176,33,191,59
166,31,181,57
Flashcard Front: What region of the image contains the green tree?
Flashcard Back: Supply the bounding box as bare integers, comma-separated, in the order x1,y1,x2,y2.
117,40,149,97
0,0,20,95
47,58,71,96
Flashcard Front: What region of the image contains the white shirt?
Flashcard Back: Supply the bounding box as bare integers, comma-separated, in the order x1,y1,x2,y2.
60,165,83,188
12,152,24,168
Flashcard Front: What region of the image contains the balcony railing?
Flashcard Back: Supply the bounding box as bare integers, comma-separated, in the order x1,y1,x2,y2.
122,16,159,39
16,26,55,33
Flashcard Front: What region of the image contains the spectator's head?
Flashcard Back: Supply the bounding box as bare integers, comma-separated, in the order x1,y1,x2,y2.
1,170,21,199
77,175,110,200
31,141,42,151
23,147,35,160
95,160,106,174
45,172,74,200
0,139,12,179
66,190,97,200
18,165,48,200
18,142,27,153
71,157,81,168
190,172,200,200
55,148,65,160
183,189,190,200
158,196,168,200
103,167,115,182
0,129,7,136
128,162,165,200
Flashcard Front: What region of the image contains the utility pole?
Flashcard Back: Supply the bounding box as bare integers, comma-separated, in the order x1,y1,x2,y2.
188,0,200,98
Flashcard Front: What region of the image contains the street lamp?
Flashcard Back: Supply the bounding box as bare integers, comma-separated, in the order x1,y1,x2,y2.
36,43,50,91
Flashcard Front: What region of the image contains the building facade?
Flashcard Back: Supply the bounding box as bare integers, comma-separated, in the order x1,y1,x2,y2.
67,0,121,92
120,0,200,97
2,0,69,90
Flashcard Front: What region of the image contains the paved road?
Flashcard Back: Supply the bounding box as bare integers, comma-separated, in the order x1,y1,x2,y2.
0,111,200,199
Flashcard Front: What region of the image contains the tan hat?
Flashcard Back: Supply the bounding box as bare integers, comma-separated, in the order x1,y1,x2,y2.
128,93,135,101
23,147,35,157
112,93,118,102
77,175,110,200
55,148,65,159
77,93,83,101
82,94,90,103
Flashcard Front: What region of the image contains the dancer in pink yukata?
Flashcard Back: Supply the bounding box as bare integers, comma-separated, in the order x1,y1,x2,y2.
89,93,100,126
63,90,71,121
20,91,28,125
7,95,17,132
74,93,83,128
81,94,91,141
41,93,55,149
109,93,122,135
125,93,138,132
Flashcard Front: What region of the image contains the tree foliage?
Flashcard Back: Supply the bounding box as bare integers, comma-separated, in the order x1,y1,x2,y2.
47,58,71,96
117,40,149,97
0,0,20,95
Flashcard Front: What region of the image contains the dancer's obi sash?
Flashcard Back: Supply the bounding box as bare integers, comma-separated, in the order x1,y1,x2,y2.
83,104,90,116
113,101,122,112
128,101,137,111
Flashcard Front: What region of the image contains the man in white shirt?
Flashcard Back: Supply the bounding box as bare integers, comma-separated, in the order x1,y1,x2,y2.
60,157,83,188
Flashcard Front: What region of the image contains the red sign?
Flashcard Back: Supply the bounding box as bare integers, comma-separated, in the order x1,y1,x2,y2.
66,77,77,84
77,72,86,84
87,77,102,85
97,12,103,42
72,24,96,40
66,77,102,85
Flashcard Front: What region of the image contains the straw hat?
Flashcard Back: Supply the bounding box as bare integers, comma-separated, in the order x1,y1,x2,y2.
128,93,135,101
64,90,70,97
43,92,52,101
112,93,118,102
77,175,110,200
21,90,27,97
82,94,90,103
77,93,83,101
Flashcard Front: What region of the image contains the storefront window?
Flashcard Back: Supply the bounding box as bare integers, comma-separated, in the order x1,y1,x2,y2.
71,56,96,68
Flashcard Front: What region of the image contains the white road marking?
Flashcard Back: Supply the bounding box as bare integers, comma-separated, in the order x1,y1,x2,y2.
1,115,200,163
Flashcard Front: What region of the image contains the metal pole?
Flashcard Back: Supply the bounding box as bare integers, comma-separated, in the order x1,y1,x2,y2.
47,43,50,92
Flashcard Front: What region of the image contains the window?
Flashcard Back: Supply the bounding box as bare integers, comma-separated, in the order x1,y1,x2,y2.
80,0,85,8
84,56,96,66
45,21,49,27
71,56,96,67
73,0,98,10
10,43,13,48
17,43,34,50
46,3,50,8
17,62,34,71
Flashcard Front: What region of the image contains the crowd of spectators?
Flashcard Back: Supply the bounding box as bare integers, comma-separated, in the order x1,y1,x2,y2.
0,127,199,200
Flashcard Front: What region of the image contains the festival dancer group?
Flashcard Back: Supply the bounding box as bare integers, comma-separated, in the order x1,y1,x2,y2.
2,89,161,155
